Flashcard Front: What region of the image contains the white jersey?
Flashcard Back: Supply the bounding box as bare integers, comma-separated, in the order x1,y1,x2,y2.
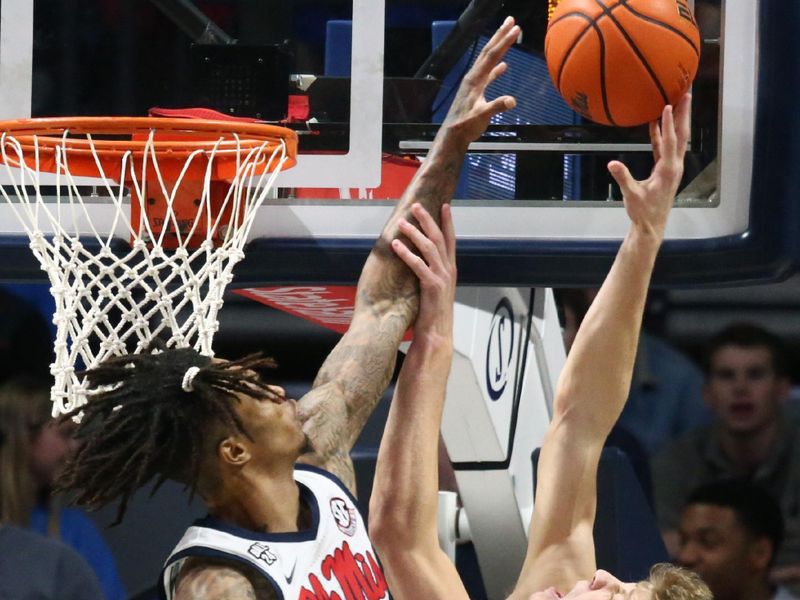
160,465,389,600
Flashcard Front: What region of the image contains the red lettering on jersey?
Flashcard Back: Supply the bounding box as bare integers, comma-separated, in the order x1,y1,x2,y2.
322,542,371,599
365,552,387,595
300,574,339,600
299,542,388,600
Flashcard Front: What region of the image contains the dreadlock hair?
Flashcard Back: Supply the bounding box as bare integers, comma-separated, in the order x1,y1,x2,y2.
645,563,713,600
55,346,278,525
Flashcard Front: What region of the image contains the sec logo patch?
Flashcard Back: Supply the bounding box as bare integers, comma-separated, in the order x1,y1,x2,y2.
330,497,356,536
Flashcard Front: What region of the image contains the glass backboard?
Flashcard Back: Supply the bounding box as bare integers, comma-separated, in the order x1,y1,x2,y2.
0,0,796,286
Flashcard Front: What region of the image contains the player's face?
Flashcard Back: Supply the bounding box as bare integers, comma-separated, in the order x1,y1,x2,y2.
704,345,788,435
527,571,651,600
677,503,758,599
233,382,306,462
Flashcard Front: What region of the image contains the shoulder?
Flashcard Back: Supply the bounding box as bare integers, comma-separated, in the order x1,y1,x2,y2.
55,508,126,600
57,507,104,535
0,523,52,549
652,425,713,463
295,462,349,490
55,507,116,556
295,462,361,506
640,334,704,385
0,524,73,557
54,541,105,594
650,426,716,488
175,556,278,600
0,526,104,599
643,334,699,367
296,447,357,497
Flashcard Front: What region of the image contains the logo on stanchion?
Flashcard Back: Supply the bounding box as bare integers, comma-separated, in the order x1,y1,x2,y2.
485,298,516,401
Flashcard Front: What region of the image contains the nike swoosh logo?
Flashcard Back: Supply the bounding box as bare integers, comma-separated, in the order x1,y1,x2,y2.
284,560,297,585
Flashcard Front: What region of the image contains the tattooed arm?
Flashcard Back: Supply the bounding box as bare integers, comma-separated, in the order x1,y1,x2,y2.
297,17,520,493
174,558,277,600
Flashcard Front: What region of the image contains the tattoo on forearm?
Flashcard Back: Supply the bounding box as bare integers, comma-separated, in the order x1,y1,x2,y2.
406,157,463,212
315,306,409,407
357,284,419,324
311,340,396,445
301,127,465,491
364,145,464,309
303,305,414,492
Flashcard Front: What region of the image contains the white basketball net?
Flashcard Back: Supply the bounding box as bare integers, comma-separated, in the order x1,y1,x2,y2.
0,128,289,417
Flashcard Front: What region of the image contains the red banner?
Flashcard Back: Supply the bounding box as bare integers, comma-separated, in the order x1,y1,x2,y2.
236,286,414,341
236,286,356,334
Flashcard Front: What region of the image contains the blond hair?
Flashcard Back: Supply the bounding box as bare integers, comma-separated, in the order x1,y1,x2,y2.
645,563,712,600
0,377,60,533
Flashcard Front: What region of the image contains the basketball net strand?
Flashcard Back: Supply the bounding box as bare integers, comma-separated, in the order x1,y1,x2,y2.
0,129,288,417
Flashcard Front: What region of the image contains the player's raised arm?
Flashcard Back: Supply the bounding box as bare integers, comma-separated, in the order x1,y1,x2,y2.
509,95,692,599
368,204,467,600
296,18,520,493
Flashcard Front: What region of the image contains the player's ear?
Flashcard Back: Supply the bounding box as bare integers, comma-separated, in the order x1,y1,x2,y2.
749,537,773,571
218,436,251,466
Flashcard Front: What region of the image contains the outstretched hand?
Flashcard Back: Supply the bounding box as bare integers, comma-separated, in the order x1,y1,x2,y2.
608,93,692,237
392,203,456,345
443,17,520,145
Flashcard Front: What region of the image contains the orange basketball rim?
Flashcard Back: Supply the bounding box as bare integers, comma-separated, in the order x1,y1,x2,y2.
0,116,298,248
0,116,297,180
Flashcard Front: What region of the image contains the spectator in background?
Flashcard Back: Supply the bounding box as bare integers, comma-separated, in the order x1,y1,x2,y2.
677,480,797,600
0,377,126,600
0,427,105,600
652,323,800,592
557,289,710,456
0,523,106,600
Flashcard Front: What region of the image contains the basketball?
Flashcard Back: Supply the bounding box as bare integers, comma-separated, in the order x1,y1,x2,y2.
545,0,701,127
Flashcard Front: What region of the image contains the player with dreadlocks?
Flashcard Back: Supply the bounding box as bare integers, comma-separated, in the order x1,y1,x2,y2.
55,18,521,600
58,350,282,524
